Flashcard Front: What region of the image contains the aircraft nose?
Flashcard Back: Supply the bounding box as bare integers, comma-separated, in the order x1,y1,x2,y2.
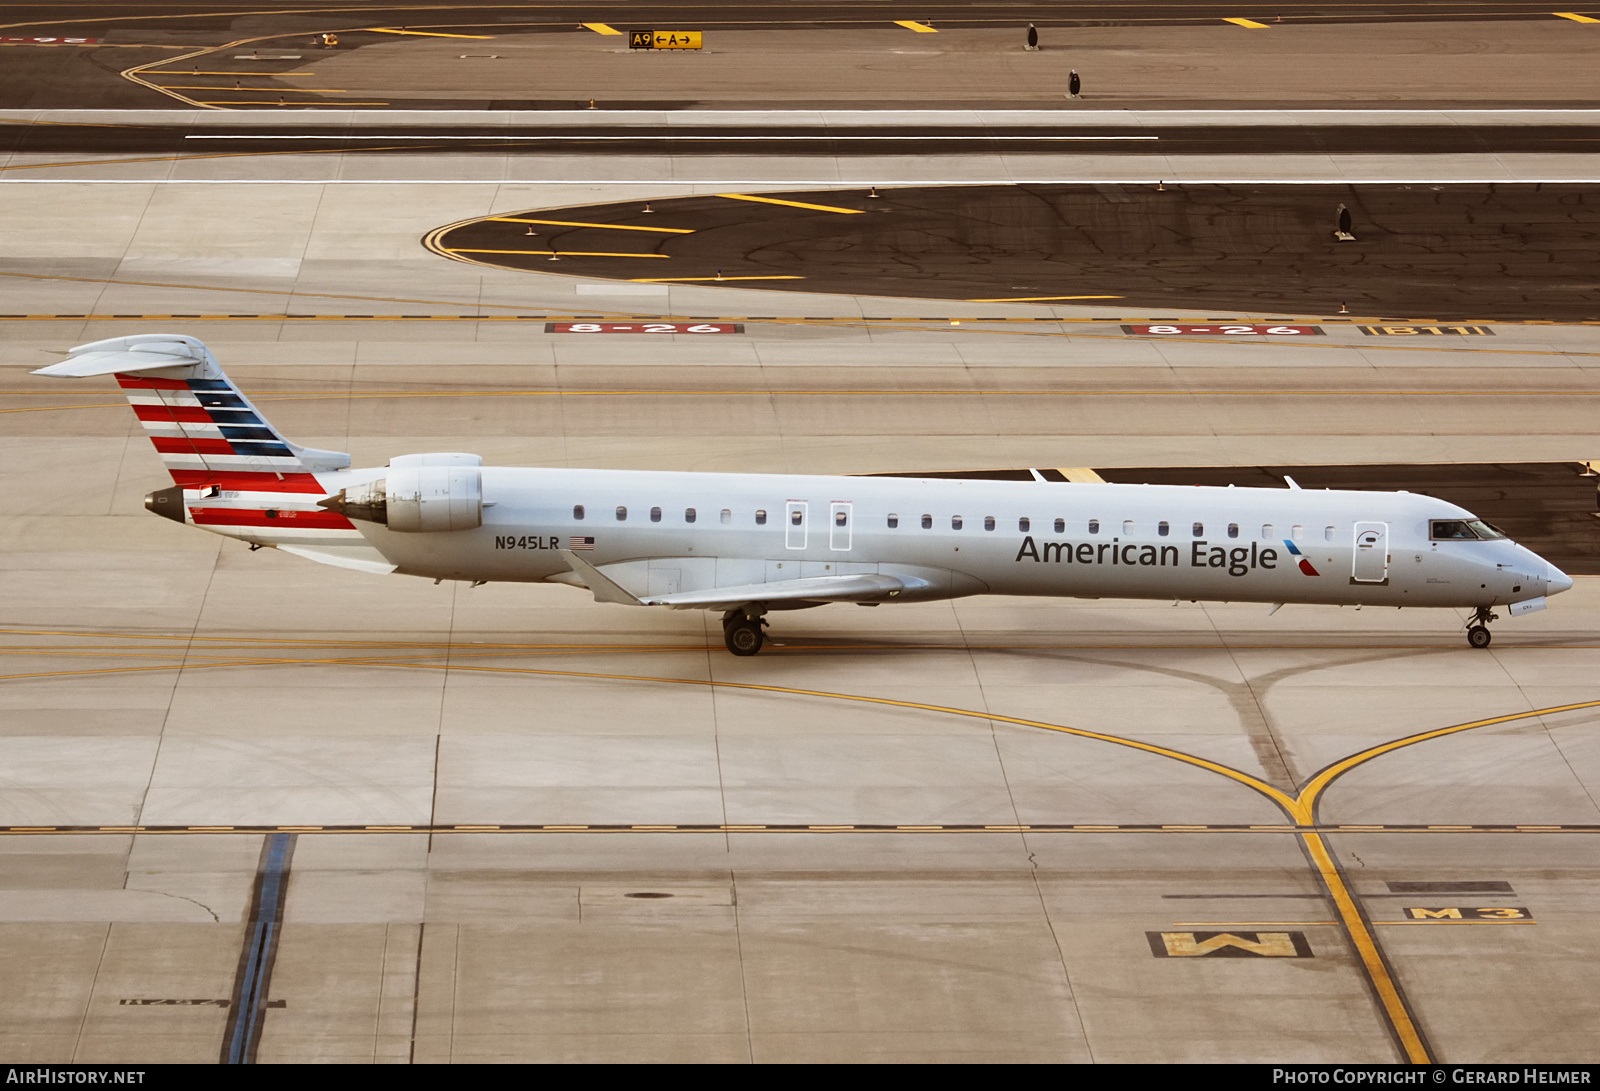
1548,565,1574,596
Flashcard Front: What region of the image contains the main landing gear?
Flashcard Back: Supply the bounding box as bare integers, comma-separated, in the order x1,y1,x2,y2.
722,607,768,656
1466,605,1499,649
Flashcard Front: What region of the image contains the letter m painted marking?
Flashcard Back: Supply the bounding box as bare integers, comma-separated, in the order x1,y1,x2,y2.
1147,930,1313,957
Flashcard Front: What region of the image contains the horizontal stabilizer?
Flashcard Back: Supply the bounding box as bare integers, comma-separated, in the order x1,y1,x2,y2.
648,572,917,608
279,545,398,576
33,335,213,378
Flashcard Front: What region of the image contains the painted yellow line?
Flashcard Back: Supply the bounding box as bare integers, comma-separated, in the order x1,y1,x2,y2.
630,275,804,282
583,22,623,35
446,249,670,258
968,295,1122,302
1294,699,1600,825
1302,832,1431,1062
894,20,938,32
716,193,866,215
1554,11,1600,20
156,85,349,92
366,27,495,39
488,218,695,234
1225,17,1271,27
146,71,315,76
1057,467,1107,483
195,101,392,106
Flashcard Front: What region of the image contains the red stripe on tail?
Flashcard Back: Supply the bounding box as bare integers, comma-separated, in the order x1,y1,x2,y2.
170,471,327,493
190,508,354,530
133,404,212,423
152,436,236,455
114,374,190,390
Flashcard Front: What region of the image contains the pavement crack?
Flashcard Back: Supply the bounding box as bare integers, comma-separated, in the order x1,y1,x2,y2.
128,888,221,923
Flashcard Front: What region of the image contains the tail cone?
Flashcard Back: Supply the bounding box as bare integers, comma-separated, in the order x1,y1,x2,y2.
145,485,186,523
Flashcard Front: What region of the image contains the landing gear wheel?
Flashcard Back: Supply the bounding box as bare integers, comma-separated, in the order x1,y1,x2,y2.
1467,625,1492,649
724,620,764,656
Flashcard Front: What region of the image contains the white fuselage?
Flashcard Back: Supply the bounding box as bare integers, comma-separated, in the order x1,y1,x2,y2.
253,466,1564,612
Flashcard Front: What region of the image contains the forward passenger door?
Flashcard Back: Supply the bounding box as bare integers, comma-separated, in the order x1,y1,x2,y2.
1352,522,1389,583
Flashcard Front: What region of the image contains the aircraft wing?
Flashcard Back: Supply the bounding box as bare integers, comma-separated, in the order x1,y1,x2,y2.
558,551,921,609
648,573,914,609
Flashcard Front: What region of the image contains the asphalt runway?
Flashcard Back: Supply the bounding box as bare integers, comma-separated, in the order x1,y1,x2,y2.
430,183,1600,321
6,120,1600,157
2,10,1598,109
5,128,1600,1060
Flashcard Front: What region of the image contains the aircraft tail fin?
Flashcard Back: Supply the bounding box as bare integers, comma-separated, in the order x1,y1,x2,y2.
33,334,349,493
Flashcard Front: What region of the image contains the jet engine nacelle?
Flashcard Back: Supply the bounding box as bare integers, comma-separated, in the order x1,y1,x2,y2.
320,452,483,532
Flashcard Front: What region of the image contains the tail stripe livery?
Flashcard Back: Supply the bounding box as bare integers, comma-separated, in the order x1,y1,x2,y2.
34,334,372,551
116,373,305,481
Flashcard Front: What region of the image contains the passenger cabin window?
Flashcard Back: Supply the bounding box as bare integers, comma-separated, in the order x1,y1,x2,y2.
1122,520,1134,535
922,514,933,529
616,506,627,521
1158,521,1170,537
1087,519,1098,534
1262,524,1274,539
1192,522,1204,537
888,513,899,528
836,510,848,527
1055,518,1066,533
984,516,996,531
1227,523,1239,539
573,505,585,520
1019,517,1030,532
755,510,766,525
650,506,662,523
952,515,964,530
1325,525,1336,541
1292,525,1304,540
791,509,803,526
721,509,731,524
685,508,696,523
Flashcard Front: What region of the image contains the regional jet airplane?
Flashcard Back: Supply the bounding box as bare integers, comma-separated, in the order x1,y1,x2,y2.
37,334,1573,655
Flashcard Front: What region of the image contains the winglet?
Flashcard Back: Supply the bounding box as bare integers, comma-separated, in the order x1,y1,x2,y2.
559,550,645,606
1284,475,1302,490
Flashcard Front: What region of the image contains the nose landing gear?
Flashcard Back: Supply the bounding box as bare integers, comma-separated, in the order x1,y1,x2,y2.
1466,605,1498,649
722,607,768,656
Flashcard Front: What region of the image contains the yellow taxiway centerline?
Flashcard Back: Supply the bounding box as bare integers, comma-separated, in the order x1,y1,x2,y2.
716,193,866,214
488,218,695,234
365,27,494,39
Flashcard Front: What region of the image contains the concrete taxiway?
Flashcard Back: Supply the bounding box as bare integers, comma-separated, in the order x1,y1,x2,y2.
3,132,1600,1063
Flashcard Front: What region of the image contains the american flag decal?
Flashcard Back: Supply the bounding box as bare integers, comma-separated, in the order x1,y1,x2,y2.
569,536,595,551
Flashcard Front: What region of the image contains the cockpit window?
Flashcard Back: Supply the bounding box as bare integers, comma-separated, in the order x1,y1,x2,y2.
1431,520,1479,540
1467,519,1507,540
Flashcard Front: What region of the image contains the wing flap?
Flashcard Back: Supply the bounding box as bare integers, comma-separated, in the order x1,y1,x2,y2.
648,572,915,608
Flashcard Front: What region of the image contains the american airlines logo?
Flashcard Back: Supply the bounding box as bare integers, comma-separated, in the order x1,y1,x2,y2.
1014,536,1284,577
